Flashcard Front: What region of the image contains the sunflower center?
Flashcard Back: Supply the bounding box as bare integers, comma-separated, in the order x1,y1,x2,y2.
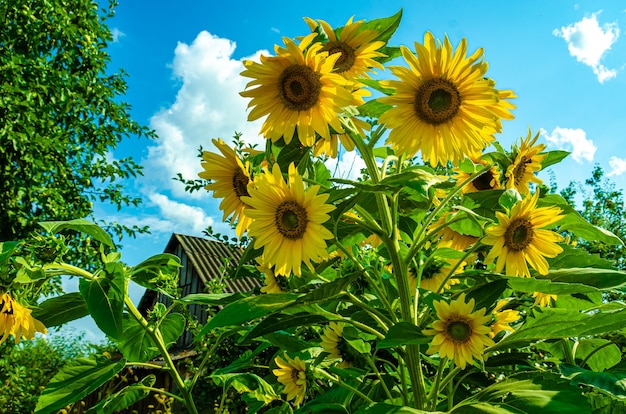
275,200,309,240
422,259,445,280
473,170,496,191
232,168,250,199
290,368,300,382
278,64,322,111
504,217,534,251
446,319,472,343
322,41,356,73
513,156,532,185
414,78,461,125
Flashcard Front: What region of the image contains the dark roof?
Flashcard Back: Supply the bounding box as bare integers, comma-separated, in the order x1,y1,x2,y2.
165,233,262,293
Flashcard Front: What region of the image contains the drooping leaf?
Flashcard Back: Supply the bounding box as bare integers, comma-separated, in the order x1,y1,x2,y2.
38,219,114,247
34,356,126,414
32,292,88,327
78,262,125,339
116,312,185,362
85,374,156,414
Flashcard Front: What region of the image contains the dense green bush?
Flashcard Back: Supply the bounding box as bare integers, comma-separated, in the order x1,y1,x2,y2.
0,331,91,414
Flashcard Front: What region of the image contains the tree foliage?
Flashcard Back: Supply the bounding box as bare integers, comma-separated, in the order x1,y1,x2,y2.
560,165,626,269
0,0,153,246
0,332,91,414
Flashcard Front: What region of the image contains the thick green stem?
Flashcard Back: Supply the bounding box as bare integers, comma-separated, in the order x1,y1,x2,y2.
561,339,575,365
125,295,199,414
365,355,394,402
428,358,448,410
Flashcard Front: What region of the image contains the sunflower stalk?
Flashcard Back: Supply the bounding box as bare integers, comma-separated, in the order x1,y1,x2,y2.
124,293,199,414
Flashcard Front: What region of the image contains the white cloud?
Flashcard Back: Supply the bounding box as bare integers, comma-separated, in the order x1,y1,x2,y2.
553,11,620,83
111,28,126,43
607,156,626,176
540,127,596,163
145,31,267,198
147,192,215,235
325,151,366,182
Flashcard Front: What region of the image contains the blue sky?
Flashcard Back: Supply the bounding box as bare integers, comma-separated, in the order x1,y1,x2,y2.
67,0,626,341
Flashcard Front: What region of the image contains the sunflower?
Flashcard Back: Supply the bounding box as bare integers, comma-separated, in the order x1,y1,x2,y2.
532,292,557,307
505,130,546,195
454,161,502,193
0,292,48,345
199,138,254,237
240,33,354,147
304,17,385,80
483,191,564,277
410,256,464,293
320,322,352,368
241,163,335,277
489,299,520,338
257,260,289,294
379,32,516,167
273,354,308,406
424,293,495,369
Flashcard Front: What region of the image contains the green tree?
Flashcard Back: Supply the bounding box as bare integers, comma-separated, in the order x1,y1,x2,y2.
0,332,91,414
0,0,153,246
560,164,626,269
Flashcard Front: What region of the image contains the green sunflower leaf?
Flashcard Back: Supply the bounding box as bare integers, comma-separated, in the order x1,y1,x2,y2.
377,322,430,349
200,293,299,334
38,218,114,247
540,150,570,169
491,307,626,351
34,355,126,414
78,262,125,339
361,9,403,45
31,292,88,327
539,194,623,246
561,363,626,398
357,99,392,118
116,312,185,362
453,372,589,413
85,374,156,414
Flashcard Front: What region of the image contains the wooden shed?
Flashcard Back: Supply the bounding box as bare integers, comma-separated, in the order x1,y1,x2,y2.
138,233,263,349
73,234,263,413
